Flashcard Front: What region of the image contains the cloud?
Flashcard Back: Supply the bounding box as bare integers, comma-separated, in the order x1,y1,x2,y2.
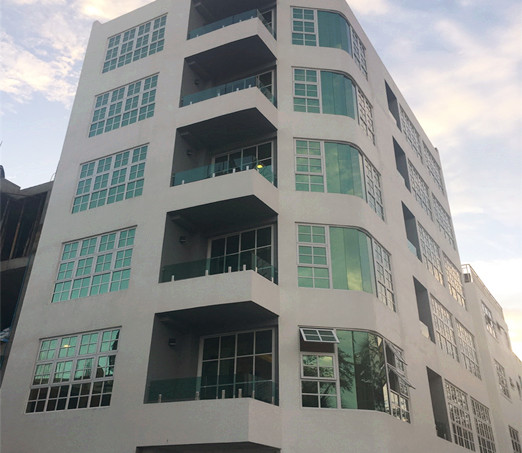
0,32,77,105
74,0,151,20
346,0,390,15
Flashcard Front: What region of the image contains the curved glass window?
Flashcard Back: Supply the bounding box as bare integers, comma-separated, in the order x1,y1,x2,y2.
300,328,411,422
317,11,351,52
297,225,395,310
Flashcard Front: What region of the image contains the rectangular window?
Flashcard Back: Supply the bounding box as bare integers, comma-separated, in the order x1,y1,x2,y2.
351,29,367,78
213,141,273,177
400,106,422,160
408,160,432,219
471,398,496,453
293,68,321,113
292,8,317,46
456,322,481,378
510,426,521,453
356,86,375,143
445,380,476,451
418,223,444,285
494,360,510,398
26,328,119,413
430,295,459,361
89,74,158,137
481,302,497,338
209,226,273,280
301,353,338,408
103,15,166,73
297,225,395,311
199,329,274,402
300,327,339,343
424,143,445,193
433,196,455,248
52,227,135,302
444,254,466,307
72,145,147,213
295,140,384,219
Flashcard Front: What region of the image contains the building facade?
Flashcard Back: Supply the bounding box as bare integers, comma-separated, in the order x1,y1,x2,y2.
1,1,521,452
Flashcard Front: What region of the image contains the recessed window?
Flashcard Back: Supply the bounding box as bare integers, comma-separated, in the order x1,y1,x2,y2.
103,15,166,73
418,223,444,285
52,227,135,302
72,145,147,213
26,328,120,413
471,398,496,453
445,380,475,450
430,295,459,361
456,322,480,378
433,196,455,248
300,328,339,343
399,106,422,160
481,302,497,338
424,143,445,193
510,426,521,453
89,75,158,137
408,160,432,218
494,360,510,398
444,254,466,308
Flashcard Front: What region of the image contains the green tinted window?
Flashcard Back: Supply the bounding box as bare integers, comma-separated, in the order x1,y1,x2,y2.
324,142,363,197
320,71,355,117
317,11,351,53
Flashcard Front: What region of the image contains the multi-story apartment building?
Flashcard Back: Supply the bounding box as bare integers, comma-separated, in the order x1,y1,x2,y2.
1,1,520,452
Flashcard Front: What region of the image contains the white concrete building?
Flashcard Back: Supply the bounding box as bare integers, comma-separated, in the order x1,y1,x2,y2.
2,1,521,452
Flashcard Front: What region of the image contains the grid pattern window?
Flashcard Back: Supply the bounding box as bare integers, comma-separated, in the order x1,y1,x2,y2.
89,74,158,137
295,140,384,220
456,322,481,378
433,196,455,248
103,15,166,73
292,8,317,46
295,140,324,192
494,360,510,398
26,328,119,413
297,225,330,289
400,106,422,160
373,239,395,311
408,160,432,218
424,143,445,193
301,353,337,408
445,381,476,451
52,227,135,302
199,330,273,400
471,398,496,453
418,224,444,285
430,295,459,361
444,254,466,307
510,427,521,453
356,86,375,143
293,69,320,113
364,158,384,220
351,29,368,78
72,145,147,213
481,302,497,338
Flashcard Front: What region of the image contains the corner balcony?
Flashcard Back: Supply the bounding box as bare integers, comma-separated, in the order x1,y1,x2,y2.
188,9,274,40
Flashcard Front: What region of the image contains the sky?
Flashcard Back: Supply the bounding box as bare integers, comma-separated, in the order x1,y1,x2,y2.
1,0,521,358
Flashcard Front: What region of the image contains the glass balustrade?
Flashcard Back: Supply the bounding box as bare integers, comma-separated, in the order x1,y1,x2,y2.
172,161,276,186
146,374,278,405
188,9,275,39
181,75,276,107
161,252,278,284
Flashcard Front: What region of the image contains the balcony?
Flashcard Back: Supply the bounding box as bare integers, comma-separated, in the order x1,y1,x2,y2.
188,9,274,39
161,252,277,284
146,375,278,405
172,161,276,187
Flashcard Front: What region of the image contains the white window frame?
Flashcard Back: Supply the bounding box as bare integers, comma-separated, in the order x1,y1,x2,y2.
300,327,339,343
291,8,317,46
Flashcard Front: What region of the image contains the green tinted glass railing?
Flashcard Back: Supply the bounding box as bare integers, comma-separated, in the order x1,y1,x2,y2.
188,9,275,39
181,76,276,107
172,162,276,186
146,375,278,405
160,253,278,284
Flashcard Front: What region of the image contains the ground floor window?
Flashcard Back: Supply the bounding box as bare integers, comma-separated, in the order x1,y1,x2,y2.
299,328,411,422
27,328,120,413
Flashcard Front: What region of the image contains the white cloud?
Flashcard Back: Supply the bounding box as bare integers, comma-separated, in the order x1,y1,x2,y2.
74,0,151,20
345,0,390,15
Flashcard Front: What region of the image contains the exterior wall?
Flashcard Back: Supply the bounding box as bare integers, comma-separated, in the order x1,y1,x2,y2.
1,1,520,452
